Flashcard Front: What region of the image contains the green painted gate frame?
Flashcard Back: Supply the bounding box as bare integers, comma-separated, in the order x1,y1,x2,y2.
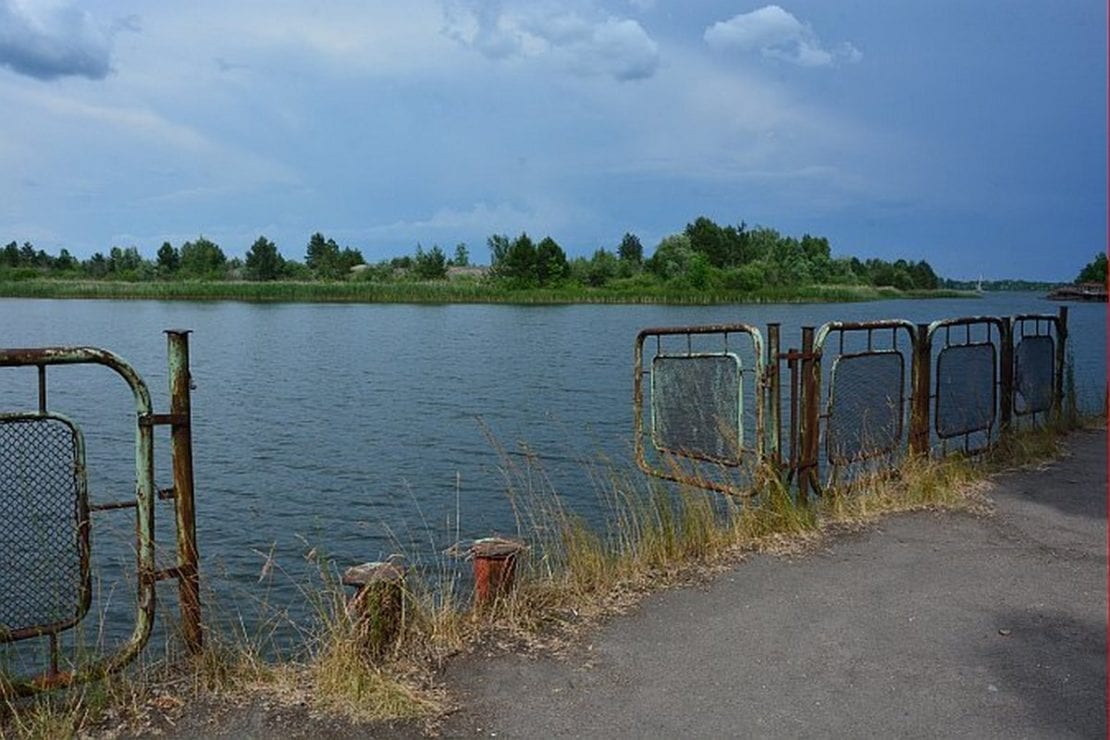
633,323,765,496
0,332,201,696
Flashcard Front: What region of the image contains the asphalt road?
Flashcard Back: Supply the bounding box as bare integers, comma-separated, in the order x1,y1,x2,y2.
443,429,1107,738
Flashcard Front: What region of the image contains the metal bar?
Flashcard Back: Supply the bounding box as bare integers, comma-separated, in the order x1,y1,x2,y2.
999,317,1014,431
799,327,818,501
166,329,202,654
89,500,138,512
1054,306,1069,414
767,324,782,470
909,323,931,455
37,364,46,413
787,348,800,478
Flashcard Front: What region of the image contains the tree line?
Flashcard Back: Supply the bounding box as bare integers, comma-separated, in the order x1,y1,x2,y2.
2,217,943,291
484,217,939,291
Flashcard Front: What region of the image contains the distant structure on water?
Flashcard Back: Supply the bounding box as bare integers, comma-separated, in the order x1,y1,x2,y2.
1046,282,1107,302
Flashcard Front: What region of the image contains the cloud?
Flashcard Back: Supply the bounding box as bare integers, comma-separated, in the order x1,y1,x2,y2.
0,1,114,80
705,5,860,68
445,3,659,81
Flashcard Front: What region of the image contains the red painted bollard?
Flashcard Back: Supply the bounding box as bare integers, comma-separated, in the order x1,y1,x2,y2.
470,538,526,607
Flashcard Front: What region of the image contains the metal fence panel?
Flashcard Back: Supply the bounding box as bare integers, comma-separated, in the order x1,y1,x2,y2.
935,343,996,438
634,324,764,496
826,351,904,464
0,414,89,640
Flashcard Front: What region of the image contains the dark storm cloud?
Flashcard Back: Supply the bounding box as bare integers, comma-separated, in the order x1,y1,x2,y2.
0,1,113,80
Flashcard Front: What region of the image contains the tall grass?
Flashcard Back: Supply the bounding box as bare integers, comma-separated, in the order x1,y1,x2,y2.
0,419,1088,737
0,278,972,305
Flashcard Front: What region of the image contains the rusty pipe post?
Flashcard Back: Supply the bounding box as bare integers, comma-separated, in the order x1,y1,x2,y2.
766,323,782,471
166,330,202,653
1054,306,1069,414
909,323,932,456
999,317,1014,433
471,538,525,607
798,327,819,502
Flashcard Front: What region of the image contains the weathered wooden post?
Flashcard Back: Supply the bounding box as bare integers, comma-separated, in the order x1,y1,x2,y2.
342,562,406,657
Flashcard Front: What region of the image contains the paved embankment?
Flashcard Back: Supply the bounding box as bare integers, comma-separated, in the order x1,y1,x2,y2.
442,429,1107,738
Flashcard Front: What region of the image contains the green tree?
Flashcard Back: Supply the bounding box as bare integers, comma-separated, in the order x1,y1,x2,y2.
909,260,939,290
618,233,643,265
83,252,109,278
500,233,538,285
646,234,695,280
452,243,470,267
179,236,227,279
584,248,619,286
157,242,180,275
1076,253,1107,283
487,233,511,272
245,236,285,281
1,241,18,267
413,244,448,279
108,246,145,276
305,232,341,279
56,248,77,272
534,236,569,286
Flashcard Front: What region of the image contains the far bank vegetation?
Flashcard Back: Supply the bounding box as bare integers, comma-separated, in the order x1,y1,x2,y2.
0,217,948,302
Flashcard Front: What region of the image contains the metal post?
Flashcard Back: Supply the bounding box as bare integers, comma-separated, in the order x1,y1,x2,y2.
999,318,1014,432
909,323,932,456
766,323,782,470
799,327,819,501
1054,306,1069,414
166,330,202,653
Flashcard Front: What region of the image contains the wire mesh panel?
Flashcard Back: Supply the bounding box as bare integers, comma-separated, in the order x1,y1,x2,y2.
935,343,996,438
1015,335,1055,415
813,320,916,488
651,354,742,464
0,414,89,640
634,324,764,496
926,317,1006,455
826,351,904,464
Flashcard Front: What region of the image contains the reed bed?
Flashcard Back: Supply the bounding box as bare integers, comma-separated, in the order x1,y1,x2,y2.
0,279,971,305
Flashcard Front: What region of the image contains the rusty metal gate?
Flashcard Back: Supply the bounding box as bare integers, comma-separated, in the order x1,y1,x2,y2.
634,324,764,496
635,307,1070,500
0,332,200,695
812,320,917,491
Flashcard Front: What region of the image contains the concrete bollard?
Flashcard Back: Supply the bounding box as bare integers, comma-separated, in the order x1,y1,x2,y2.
342,561,405,657
470,538,526,607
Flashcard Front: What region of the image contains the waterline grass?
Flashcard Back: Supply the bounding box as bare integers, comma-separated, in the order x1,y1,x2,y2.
0,419,1094,738
0,278,973,305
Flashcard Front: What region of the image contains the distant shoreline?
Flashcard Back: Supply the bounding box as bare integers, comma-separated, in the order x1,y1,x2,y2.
0,279,976,305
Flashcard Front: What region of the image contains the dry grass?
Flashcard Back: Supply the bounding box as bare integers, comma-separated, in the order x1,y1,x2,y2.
1,418,1093,738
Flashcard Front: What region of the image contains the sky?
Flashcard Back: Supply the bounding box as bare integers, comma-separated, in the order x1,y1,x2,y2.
0,1,1105,281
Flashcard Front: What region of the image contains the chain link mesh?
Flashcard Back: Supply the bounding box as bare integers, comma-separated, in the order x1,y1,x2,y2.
935,343,996,438
651,354,743,463
0,416,87,637
1015,335,1054,415
826,352,904,464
